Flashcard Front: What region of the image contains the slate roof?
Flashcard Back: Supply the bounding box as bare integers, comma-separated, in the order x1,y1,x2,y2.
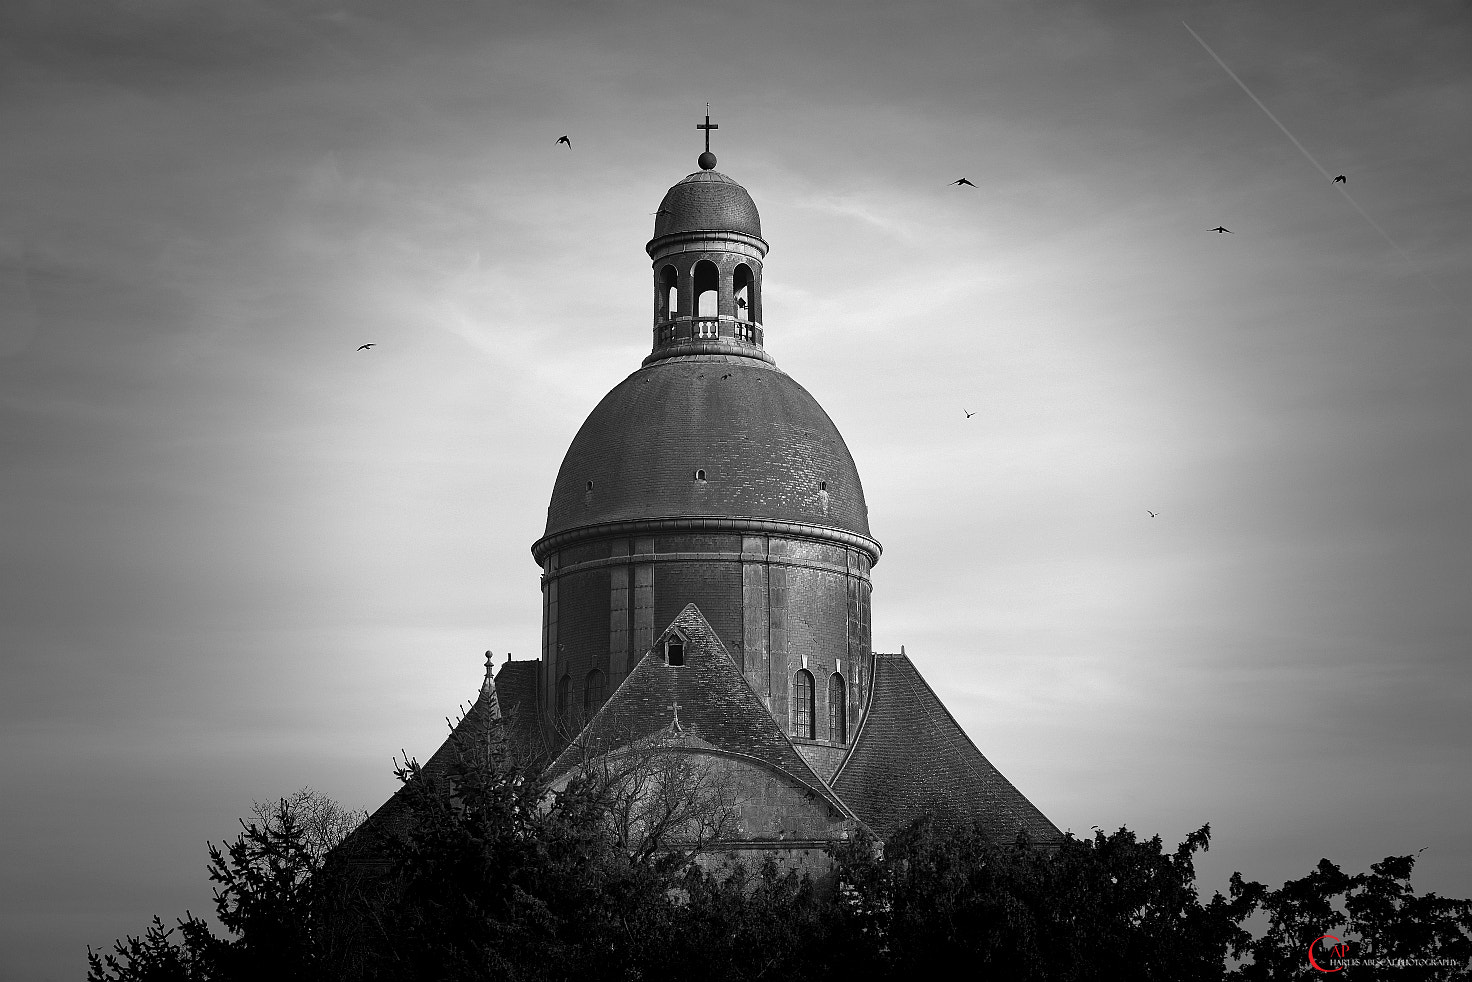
538,356,874,547
336,658,508,855
341,640,1061,861
546,604,852,817
833,651,1062,843
493,658,547,767
650,170,763,243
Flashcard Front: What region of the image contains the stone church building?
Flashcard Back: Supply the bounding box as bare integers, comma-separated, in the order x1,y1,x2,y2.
359,124,1060,865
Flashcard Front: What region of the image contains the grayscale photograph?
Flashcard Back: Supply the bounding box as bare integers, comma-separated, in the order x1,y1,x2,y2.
2,1,1469,978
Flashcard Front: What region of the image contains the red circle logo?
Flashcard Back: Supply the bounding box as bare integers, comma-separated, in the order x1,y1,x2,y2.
1308,934,1345,973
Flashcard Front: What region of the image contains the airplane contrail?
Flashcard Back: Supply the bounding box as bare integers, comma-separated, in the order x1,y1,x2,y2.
1182,21,1442,296
1183,22,1334,182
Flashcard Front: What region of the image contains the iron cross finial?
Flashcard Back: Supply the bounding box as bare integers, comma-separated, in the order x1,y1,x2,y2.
697,103,718,153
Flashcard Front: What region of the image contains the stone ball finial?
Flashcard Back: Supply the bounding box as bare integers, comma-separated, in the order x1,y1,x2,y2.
698,150,717,170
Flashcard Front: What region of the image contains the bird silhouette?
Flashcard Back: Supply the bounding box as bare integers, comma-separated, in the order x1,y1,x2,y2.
556,135,571,148
651,208,672,216
357,343,375,351
1209,226,1232,233
1333,175,1346,183
951,178,976,187
1147,510,1158,518
964,409,976,418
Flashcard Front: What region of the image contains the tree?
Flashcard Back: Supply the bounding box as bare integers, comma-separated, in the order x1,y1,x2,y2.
201,795,323,979
92,746,1472,981
330,722,745,980
88,791,359,982
651,856,832,982
251,787,366,865
825,813,1257,982
1230,852,1472,979
86,915,216,982
559,730,741,865
1036,824,1257,981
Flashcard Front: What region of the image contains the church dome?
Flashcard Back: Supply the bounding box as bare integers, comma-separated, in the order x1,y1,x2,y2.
539,355,873,550
650,171,762,242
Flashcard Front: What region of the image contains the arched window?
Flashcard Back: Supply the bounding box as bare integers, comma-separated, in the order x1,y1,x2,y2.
793,669,815,739
584,669,606,716
556,673,571,721
693,260,718,319
733,264,754,321
828,673,847,744
658,265,678,321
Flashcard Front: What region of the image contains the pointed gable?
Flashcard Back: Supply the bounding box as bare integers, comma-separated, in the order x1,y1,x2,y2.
546,604,852,817
833,651,1061,843
413,658,504,785
338,658,507,854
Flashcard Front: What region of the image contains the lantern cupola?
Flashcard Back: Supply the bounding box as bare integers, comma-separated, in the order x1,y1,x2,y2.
645,108,770,366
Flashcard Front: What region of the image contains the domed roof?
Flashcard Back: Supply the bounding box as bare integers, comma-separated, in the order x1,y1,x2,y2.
541,356,872,547
651,171,762,241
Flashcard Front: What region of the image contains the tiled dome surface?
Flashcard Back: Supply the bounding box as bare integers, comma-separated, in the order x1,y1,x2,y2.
651,170,762,240
544,356,870,540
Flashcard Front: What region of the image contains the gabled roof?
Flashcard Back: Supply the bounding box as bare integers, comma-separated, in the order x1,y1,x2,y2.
546,604,852,817
833,651,1061,843
412,658,505,786
337,657,507,854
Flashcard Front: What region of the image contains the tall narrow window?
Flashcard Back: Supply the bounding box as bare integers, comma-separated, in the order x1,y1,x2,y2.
794,669,815,739
693,260,718,318
734,264,754,321
665,636,685,667
658,265,678,321
828,673,847,744
584,669,606,716
556,674,571,722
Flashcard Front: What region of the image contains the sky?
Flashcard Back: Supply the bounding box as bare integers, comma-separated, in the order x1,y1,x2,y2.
2,0,1470,976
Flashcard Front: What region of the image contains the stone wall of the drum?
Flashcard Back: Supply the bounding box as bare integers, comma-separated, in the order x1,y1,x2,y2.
539,530,872,745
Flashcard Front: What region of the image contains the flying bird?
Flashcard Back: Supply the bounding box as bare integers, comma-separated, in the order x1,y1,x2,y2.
1333,175,1346,183
357,343,375,351
556,135,571,148
652,208,672,216
964,409,976,418
951,178,976,187
1209,226,1232,233
1147,510,1158,518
